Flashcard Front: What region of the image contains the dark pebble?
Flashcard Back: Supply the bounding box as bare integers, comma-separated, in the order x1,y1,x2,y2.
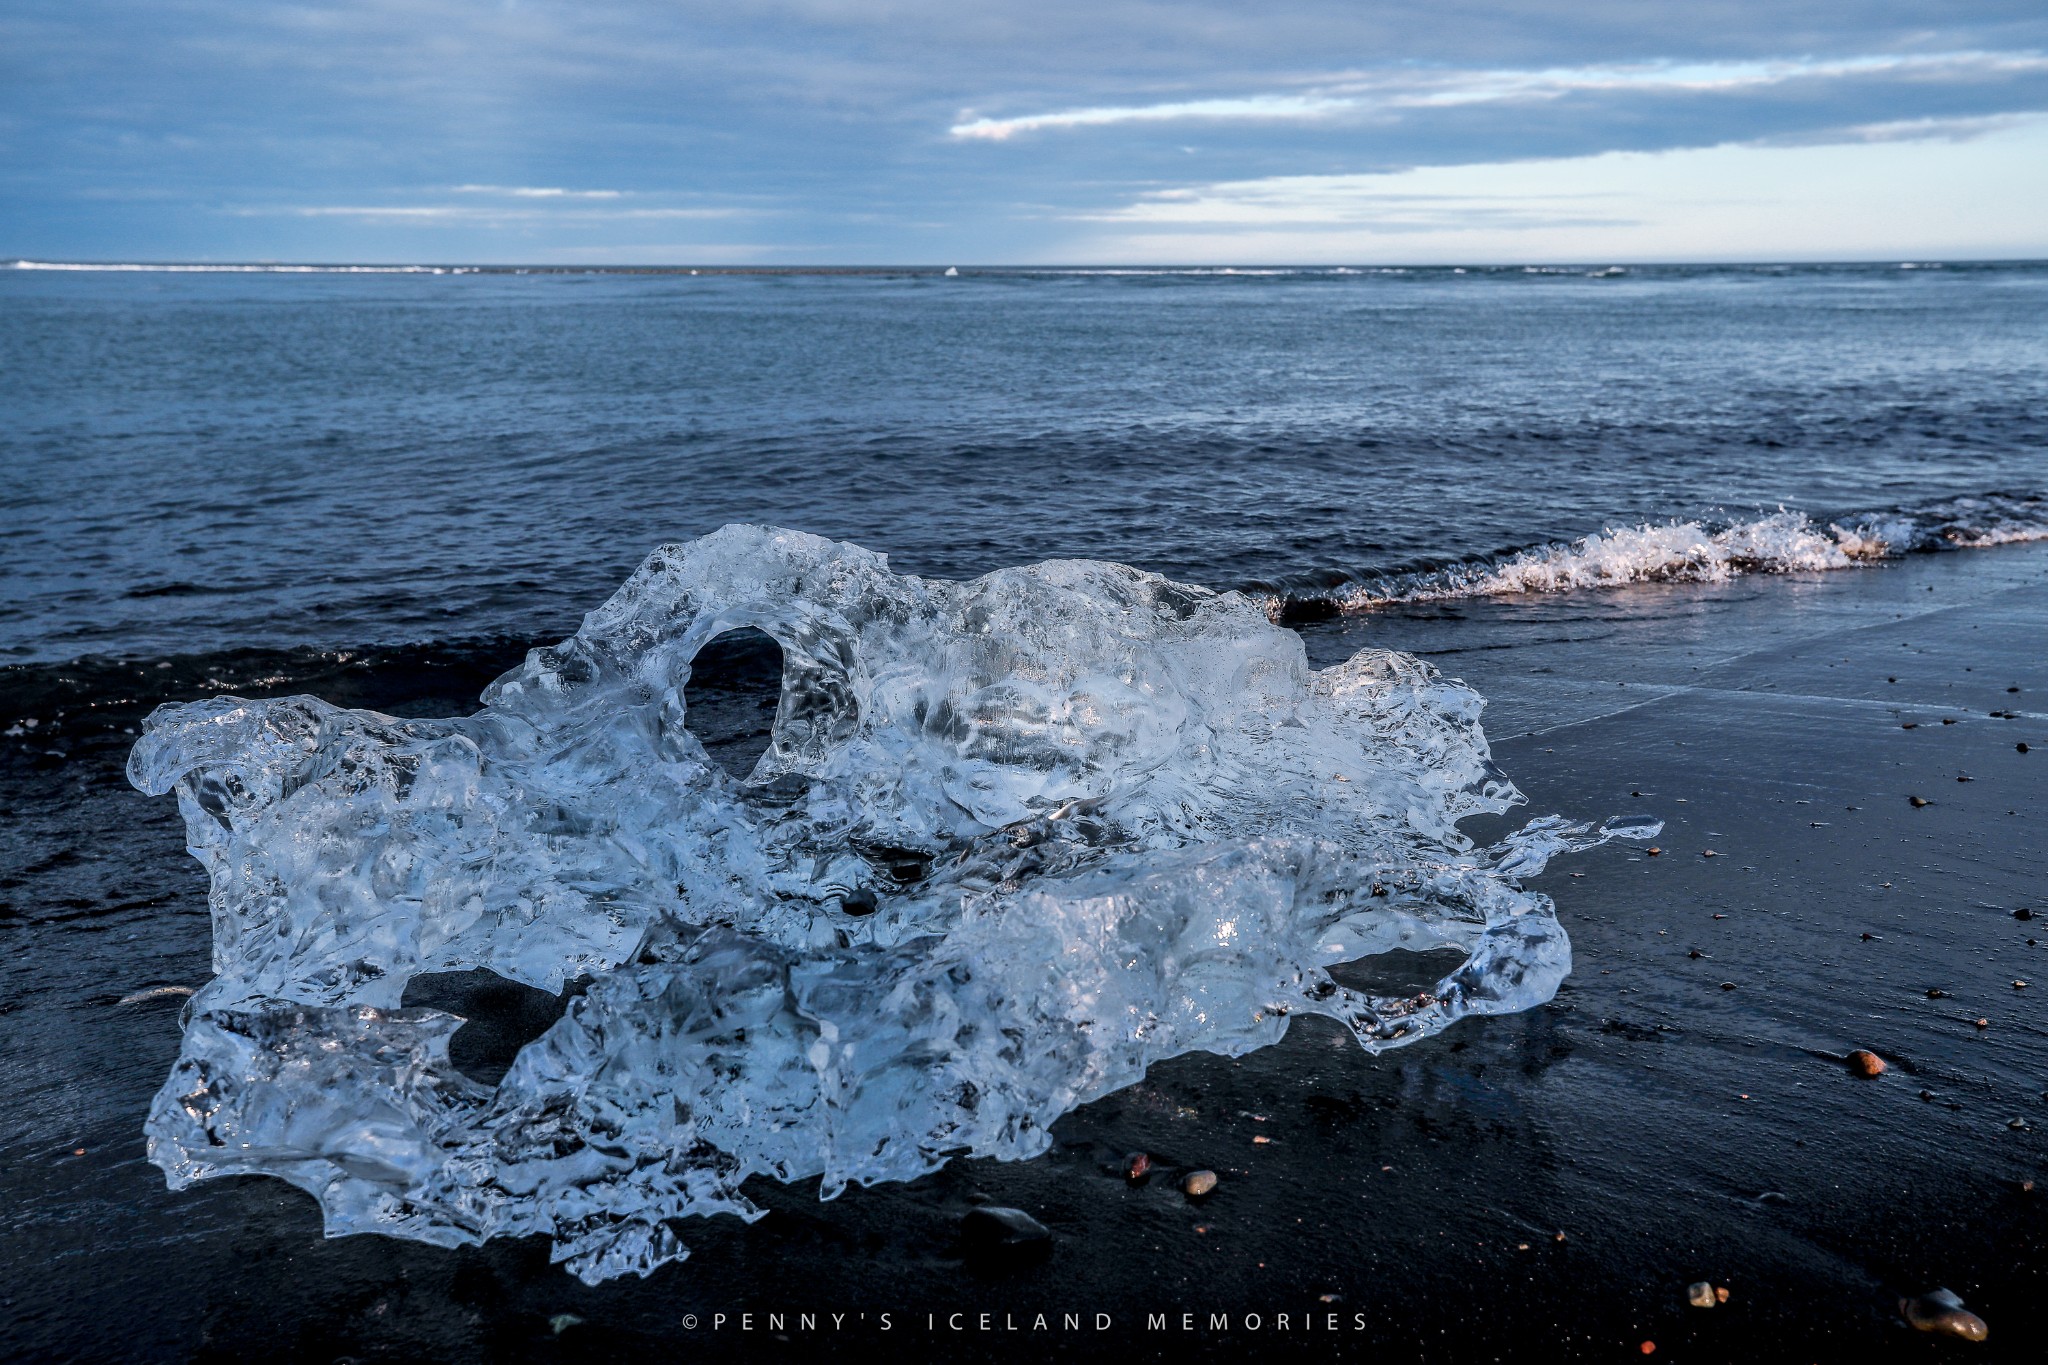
1123,1152,1151,1182
1909,796,1931,807
2015,908,2034,921
2019,743,2030,753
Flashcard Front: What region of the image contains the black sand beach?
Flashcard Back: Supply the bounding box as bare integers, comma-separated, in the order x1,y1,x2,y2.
4,542,2044,1363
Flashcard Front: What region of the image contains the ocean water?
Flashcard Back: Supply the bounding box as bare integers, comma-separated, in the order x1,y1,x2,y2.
4,260,2046,664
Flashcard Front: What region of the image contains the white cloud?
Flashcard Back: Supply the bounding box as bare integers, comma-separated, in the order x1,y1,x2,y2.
232,204,744,224
952,50,2048,139
451,184,627,198
1052,113,2048,262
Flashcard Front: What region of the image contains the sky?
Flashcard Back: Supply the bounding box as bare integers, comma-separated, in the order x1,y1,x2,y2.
3,1,2046,264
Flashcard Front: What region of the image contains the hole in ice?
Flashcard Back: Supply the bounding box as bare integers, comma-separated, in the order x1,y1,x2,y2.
685,627,784,779
400,969,580,1087
1328,948,1469,1001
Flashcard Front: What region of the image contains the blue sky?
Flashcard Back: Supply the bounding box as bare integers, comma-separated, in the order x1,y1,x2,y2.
3,1,2046,263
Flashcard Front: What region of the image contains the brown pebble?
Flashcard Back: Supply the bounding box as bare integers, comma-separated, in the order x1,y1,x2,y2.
2015,981,2029,991
1901,1293,1989,1341
1124,1151,1151,1181
1251,1134,1272,1145
1942,717,1957,725
1183,1170,1218,1198
1846,1049,1886,1077
1927,988,1948,998
1719,981,1737,991
1909,796,1931,807
1974,1018,1989,1029
1700,849,1718,858
1646,847,1662,856
1902,722,1918,729
1687,1281,1716,1308
1715,1286,1730,1304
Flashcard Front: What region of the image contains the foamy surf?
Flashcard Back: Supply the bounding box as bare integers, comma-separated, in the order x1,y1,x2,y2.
1265,492,2048,618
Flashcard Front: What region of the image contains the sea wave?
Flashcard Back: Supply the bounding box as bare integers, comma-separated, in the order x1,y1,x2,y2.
1261,491,2048,619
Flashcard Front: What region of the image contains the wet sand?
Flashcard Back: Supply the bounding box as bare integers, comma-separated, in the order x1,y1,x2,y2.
3,543,2044,1362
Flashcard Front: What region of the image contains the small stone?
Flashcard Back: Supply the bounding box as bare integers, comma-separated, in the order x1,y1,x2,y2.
2016,981,2029,991
2017,908,2035,920
1957,775,1974,782
1901,722,1918,729
1182,1169,1219,1198
1720,981,1737,991
1123,1151,1151,1182
1687,1281,1716,1308
549,1314,583,1335
1941,717,1956,725
1909,796,1931,807
1639,1342,1656,1355
1688,949,1703,959
1846,1049,1886,1077
961,1205,1051,1251
1974,1018,1989,1029
1701,849,1718,858
1920,1089,1935,1101
1715,1287,1730,1304
1900,1291,1988,1341
2010,686,2022,693
1647,847,1662,857
2019,743,2031,754
1926,988,1948,999
1251,1135,1272,1145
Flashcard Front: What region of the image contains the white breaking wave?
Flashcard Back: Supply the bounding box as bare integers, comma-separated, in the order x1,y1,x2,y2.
1291,494,2048,615
11,260,471,274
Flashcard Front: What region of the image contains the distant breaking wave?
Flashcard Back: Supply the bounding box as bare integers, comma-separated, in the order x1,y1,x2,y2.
11,260,476,274
1262,492,2048,619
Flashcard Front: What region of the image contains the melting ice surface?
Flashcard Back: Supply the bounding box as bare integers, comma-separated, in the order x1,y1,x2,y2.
129,527,1655,1282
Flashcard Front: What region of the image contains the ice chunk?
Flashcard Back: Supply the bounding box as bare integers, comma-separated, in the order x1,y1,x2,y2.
129,526,1653,1281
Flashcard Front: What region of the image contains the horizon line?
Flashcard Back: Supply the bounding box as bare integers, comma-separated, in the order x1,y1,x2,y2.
11,256,2048,276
